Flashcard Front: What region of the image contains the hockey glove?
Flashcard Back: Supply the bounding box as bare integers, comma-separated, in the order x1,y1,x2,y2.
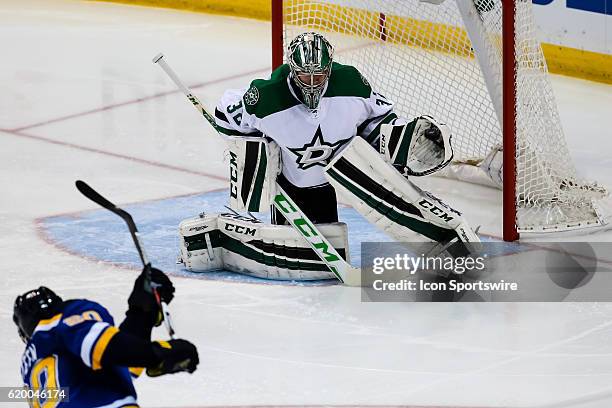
380,116,453,177
146,339,199,377
128,267,175,326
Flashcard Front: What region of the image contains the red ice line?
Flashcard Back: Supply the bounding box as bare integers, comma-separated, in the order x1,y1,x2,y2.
0,67,267,180
4,127,227,180
8,68,266,132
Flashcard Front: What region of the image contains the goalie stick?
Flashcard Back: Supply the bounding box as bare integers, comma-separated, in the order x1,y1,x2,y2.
152,53,360,286
75,180,176,337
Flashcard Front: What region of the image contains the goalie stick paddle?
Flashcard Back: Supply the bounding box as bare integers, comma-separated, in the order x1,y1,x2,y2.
75,180,176,337
153,53,361,285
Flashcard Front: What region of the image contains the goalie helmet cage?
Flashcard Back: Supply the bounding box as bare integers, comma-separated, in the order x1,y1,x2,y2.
271,0,609,241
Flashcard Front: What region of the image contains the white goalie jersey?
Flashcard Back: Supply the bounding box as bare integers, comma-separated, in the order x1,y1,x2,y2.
214,62,398,188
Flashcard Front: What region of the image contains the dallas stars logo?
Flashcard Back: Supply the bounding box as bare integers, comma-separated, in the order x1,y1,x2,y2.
288,125,351,170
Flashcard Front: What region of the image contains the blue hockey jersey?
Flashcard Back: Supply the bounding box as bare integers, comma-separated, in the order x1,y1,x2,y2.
20,299,140,407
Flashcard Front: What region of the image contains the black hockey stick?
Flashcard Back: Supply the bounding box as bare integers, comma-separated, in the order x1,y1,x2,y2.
75,180,176,338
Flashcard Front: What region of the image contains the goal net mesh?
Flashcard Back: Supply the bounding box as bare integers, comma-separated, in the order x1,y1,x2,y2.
281,0,607,232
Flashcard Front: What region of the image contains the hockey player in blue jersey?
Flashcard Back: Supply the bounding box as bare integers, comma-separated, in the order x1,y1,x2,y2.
14,267,199,407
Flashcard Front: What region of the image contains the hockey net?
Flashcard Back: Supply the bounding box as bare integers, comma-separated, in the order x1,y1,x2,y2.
276,0,609,236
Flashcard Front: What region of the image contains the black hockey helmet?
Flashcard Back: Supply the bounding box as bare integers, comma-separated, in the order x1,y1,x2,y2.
13,286,63,342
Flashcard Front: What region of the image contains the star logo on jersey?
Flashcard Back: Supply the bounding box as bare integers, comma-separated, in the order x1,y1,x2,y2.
288,125,352,170
244,85,259,106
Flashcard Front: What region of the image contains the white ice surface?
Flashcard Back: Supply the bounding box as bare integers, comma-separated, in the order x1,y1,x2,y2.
2,1,612,407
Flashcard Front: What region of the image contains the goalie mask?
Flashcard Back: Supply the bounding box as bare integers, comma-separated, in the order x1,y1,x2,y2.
287,32,334,112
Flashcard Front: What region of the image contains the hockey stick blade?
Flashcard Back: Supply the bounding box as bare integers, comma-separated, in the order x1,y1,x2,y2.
75,180,148,267
75,180,176,337
75,182,153,282
75,180,140,237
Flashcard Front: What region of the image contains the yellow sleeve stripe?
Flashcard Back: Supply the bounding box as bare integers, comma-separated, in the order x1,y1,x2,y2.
156,340,172,349
129,367,144,378
91,326,119,370
33,313,63,334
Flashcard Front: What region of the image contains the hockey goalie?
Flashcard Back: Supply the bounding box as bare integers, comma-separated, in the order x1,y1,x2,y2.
177,32,480,282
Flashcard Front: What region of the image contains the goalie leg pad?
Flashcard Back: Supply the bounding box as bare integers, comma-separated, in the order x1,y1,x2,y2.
325,137,479,245
178,213,224,272
179,213,349,281
227,136,281,212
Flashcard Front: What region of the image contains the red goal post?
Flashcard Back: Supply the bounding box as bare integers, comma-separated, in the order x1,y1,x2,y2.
501,0,518,241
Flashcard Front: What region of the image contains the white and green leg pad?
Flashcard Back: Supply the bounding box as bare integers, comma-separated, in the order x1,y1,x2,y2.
324,137,480,248
178,213,350,281
226,136,281,212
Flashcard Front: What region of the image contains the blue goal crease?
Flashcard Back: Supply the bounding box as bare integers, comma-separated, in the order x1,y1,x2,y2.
38,190,517,286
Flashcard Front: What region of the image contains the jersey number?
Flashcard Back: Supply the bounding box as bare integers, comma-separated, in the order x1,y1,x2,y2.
374,92,392,106
29,356,59,408
226,101,243,125
63,310,102,326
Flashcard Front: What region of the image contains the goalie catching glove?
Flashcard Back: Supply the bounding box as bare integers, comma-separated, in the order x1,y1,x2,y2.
380,115,453,177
